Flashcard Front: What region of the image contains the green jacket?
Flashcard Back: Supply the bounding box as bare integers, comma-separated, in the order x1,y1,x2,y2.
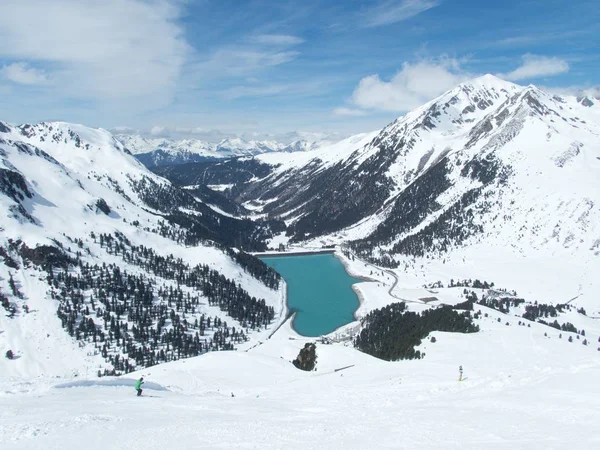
135,379,143,390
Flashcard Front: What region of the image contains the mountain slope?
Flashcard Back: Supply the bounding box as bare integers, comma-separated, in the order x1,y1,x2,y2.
2,280,600,449
0,121,284,378
352,81,600,258
176,75,598,259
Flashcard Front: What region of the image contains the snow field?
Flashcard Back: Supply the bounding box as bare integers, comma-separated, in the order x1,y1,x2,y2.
2,309,600,449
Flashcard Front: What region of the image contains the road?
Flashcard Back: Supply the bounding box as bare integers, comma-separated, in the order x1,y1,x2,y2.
344,249,425,305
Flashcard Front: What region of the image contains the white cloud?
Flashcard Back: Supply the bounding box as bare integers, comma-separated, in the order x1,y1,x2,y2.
136,125,231,142
361,0,439,27
0,62,48,85
579,86,600,98
149,126,168,136
541,84,600,98
332,107,368,117
250,34,304,46
0,0,189,106
222,84,290,100
349,59,470,112
192,30,304,80
220,79,329,100
498,54,569,81
110,126,139,134
117,125,345,145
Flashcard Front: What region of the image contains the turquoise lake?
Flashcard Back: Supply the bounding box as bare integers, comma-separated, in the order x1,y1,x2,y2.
260,253,362,337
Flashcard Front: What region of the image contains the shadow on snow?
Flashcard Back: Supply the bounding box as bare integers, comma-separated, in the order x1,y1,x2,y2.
54,378,169,391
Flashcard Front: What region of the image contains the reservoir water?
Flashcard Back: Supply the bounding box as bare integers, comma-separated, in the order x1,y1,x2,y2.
260,253,362,337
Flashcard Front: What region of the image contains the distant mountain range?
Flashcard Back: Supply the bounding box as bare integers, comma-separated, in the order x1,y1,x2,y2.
116,134,335,167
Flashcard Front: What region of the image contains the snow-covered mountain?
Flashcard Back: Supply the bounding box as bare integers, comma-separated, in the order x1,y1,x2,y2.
157,74,600,305
180,75,600,252
0,120,285,379
117,134,332,167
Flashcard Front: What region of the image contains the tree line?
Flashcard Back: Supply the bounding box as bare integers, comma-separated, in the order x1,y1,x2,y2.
40,230,280,376
355,302,479,361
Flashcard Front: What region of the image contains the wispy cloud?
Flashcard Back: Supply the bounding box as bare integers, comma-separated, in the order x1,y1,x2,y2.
332,107,368,117
497,54,569,81
143,126,230,142
347,58,470,112
221,84,291,99
493,26,599,48
110,126,138,134
250,34,304,46
0,62,48,85
115,124,344,145
198,48,299,77
221,78,330,100
360,0,439,28
196,31,304,79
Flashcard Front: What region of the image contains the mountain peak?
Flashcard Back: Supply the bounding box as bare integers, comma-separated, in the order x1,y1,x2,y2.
461,74,520,92
473,73,505,83
0,120,11,133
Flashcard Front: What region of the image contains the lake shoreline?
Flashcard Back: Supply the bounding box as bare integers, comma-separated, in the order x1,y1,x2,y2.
334,249,377,308
329,249,379,339
254,249,335,258
260,251,363,337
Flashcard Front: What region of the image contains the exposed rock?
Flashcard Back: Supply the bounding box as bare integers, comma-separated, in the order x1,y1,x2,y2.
95,198,111,215
9,240,74,269
577,96,594,107
0,247,19,269
293,343,317,371
0,168,33,202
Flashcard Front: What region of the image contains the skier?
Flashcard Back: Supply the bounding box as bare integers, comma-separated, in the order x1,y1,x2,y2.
459,365,463,382
135,376,144,396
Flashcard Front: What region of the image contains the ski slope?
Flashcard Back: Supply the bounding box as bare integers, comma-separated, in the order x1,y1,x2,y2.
2,251,600,449
2,315,599,449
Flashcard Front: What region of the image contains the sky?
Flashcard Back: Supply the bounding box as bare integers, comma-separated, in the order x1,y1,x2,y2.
0,0,598,142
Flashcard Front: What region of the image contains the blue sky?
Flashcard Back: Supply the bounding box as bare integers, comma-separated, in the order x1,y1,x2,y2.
0,0,598,141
